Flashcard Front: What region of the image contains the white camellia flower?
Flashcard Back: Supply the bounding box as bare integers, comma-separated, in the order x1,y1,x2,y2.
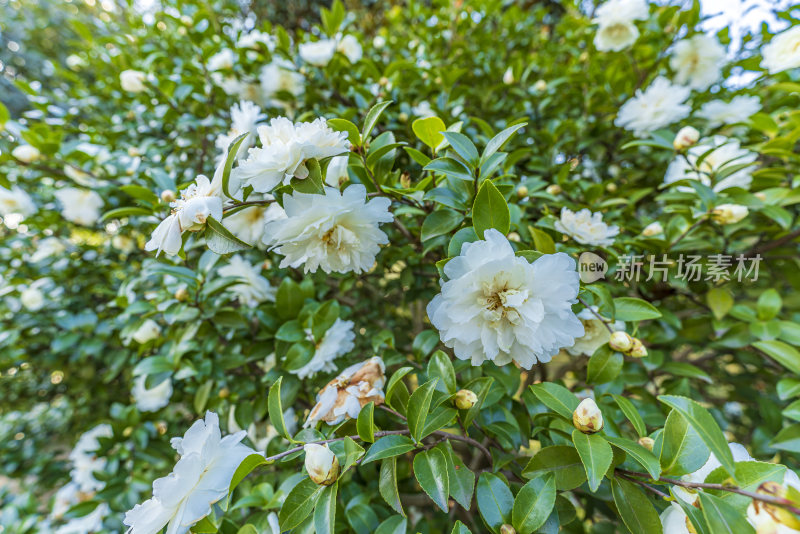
123,412,256,534
217,255,276,306
324,155,349,187
236,29,275,51
304,443,340,485
554,207,620,246
641,221,663,237
762,25,800,74
132,375,173,412
70,424,112,493
427,229,584,369
337,34,363,63
11,144,41,163
304,356,387,427
615,76,691,136
222,202,286,246
120,69,147,92
659,504,692,534
0,185,36,218
592,0,648,52
207,48,236,71
299,39,337,66
697,95,761,128
234,117,350,193
215,100,262,157
54,188,104,226
20,285,45,311
29,237,66,262
674,442,753,504
54,502,110,534
712,203,749,225
670,34,726,90
260,58,305,106
503,67,514,85
263,184,393,274
567,307,625,357
291,318,355,379
132,318,161,345
664,135,757,192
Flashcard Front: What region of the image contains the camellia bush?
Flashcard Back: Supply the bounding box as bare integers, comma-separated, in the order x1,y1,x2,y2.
3,0,800,532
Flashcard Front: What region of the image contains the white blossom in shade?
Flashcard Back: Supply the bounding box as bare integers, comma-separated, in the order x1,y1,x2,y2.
132,319,161,344
120,69,147,92
260,58,305,106
207,48,235,71
673,442,753,504
697,95,761,128
615,77,691,136
554,207,620,246
566,307,625,357
712,203,749,225
69,424,112,494
11,144,41,163
51,482,82,520
427,229,584,369
641,221,663,237
145,173,224,256
217,255,276,306
236,29,275,51
592,0,648,52
594,0,648,22
263,184,393,274
132,375,173,412
412,101,435,118
20,286,45,311
659,503,692,534
670,34,726,90
299,39,337,66
325,155,349,187
503,67,515,85
54,188,103,226
664,135,757,193
337,35,363,63
54,503,109,534
234,117,349,193
29,237,66,263
215,101,262,158
291,318,355,379
0,185,36,218
304,357,386,428
122,412,255,534
222,202,286,247
762,25,800,74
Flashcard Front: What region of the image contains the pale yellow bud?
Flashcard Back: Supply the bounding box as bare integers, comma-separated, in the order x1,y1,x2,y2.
218,387,230,399
629,338,648,358
573,398,603,434
507,232,521,243
11,145,41,163
606,183,617,193
128,146,140,157
517,185,529,197
609,331,634,353
160,189,176,203
304,444,340,486
533,79,547,92
673,126,700,150
175,288,189,302
454,389,478,410
755,192,767,202
712,204,748,225
638,437,655,451
642,222,663,237
500,525,516,534
545,184,561,195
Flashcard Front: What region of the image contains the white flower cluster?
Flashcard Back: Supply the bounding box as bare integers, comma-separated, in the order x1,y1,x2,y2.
123,412,255,534
593,0,648,52
615,76,691,136
304,356,386,427
299,34,363,66
664,135,757,193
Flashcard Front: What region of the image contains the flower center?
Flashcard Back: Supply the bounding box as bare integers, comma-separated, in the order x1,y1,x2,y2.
479,279,528,324
321,225,357,251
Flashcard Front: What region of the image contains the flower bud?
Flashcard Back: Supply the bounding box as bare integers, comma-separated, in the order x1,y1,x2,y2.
641,222,663,237
545,184,561,195
507,232,521,243
304,443,340,486
517,185,529,198
606,183,617,193
132,319,161,345
673,126,699,150
638,436,655,451
218,387,230,399
609,331,634,353
120,69,147,93
629,338,648,358
454,389,478,410
175,288,189,302
755,192,767,202
160,189,176,203
503,67,515,85
573,398,603,434
500,525,516,534
712,204,748,225
11,145,41,163
533,79,547,92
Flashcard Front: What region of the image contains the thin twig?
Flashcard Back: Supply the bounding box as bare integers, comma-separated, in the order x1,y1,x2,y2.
576,296,614,333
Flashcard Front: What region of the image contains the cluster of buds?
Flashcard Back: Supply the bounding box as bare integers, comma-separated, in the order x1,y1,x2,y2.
747,482,800,533
573,398,604,434
304,443,340,486
303,356,386,428
608,331,647,358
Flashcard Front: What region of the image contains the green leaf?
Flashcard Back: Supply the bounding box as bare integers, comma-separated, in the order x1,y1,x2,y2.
673,494,712,534
375,516,407,534
101,206,153,221
438,441,474,509
407,379,439,443
697,492,755,534
221,132,249,199
290,158,325,194
753,340,800,374
528,383,579,420
706,288,734,320
476,472,514,534
659,409,711,476
462,377,493,428
482,123,526,164
424,157,473,181
529,226,556,254
379,457,404,515
610,478,663,534
268,377,294,441
522,446,586,491
236,525,257,534
606,436,661,480
412,116,447,150
190,517,218,533
613,297,662,321
341,437,365,473
758,289,782,321
279,477,324,530
451,521,472,534
362,435,416,465
611,394,647,437
421,208,462,242
512,474,556,534
587,347,623,384
659,395,734,478
443,131,479,165
769,423,800,453
205,216,251,254
427,350,456,394
362,100,393,140
413,447,450,512
327,118,361,146
572,431,613,492
229,454,268,494
194,380,213,414
314,482,338,534
357,401,376,443
276,279,304,320
472,180,510,237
